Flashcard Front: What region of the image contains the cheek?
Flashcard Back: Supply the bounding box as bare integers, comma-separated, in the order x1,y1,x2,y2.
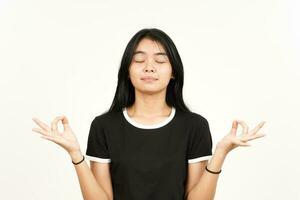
129,64,140,76
128,64,143,84
158,64,173,77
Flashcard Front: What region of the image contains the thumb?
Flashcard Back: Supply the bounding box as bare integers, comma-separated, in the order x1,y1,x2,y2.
230,120,238,136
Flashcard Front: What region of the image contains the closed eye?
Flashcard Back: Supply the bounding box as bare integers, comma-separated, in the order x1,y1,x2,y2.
135,60,165,64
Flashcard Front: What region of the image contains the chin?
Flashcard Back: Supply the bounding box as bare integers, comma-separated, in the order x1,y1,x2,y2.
136,86,166,94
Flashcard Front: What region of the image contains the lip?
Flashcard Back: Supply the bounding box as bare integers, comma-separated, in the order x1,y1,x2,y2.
141,76,158,81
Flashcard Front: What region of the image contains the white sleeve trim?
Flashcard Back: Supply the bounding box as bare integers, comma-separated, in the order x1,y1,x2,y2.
85,155,111,163
188,155,212,163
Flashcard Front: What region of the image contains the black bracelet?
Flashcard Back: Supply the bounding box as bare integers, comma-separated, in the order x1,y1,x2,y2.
72,155,85,165
205,165,222,174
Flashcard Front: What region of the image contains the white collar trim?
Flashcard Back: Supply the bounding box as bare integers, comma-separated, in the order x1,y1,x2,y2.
122,107,176,129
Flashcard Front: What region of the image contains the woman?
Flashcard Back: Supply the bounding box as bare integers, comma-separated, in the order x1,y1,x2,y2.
32,28,266,200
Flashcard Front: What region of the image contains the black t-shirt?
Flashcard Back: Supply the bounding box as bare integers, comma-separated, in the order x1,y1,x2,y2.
85,106,213,200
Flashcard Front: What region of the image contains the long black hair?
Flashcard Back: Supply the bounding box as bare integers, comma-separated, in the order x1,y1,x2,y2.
105,28,191,114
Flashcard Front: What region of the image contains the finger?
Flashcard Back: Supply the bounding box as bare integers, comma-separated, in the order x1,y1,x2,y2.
249,121,266,135
230,120,238,136
40,134,62,144
236,120,249,135
32,127,49,136
51,116,64,133
61,115,71,130
234,139,251,147
238,142,251,147
245,132,266,141
32,118,51,132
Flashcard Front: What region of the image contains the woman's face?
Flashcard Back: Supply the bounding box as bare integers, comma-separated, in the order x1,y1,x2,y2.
128,37,174,94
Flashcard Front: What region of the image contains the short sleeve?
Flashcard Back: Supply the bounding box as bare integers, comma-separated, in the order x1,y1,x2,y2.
187,116,213,164
85,117,111,163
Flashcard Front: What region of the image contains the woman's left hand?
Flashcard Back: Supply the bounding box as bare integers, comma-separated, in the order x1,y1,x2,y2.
216,120,266,155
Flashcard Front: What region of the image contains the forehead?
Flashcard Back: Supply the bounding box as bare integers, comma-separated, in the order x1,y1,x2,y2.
134,38,167,55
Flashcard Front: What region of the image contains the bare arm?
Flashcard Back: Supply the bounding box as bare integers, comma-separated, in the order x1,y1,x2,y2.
186,120,266,200
186,148,226,200
70,151,111,200
32,116,112,200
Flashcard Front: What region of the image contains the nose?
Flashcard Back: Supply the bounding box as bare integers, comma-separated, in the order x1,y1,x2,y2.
143,59,156,73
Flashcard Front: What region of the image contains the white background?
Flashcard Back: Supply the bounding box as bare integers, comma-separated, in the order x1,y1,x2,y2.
1,0,299,199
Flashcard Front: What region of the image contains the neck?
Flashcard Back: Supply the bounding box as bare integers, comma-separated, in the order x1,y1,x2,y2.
127,89,171,118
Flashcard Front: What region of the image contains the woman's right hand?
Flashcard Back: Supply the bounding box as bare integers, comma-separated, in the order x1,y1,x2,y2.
32,115,81,155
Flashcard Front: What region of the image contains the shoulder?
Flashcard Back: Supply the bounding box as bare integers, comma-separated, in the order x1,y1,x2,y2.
92,110,122,128
180,110,209,126
185,111,212,141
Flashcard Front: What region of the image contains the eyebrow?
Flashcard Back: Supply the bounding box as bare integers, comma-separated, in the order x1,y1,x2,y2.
133,50,167,56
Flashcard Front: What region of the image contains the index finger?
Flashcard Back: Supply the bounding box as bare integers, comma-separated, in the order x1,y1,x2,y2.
51,116,64,132
61,115,71,130
236,120,249,135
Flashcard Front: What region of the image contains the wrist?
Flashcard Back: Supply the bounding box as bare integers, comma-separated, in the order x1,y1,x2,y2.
205,148,227,173
214,148,229,158
69,151,83,162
